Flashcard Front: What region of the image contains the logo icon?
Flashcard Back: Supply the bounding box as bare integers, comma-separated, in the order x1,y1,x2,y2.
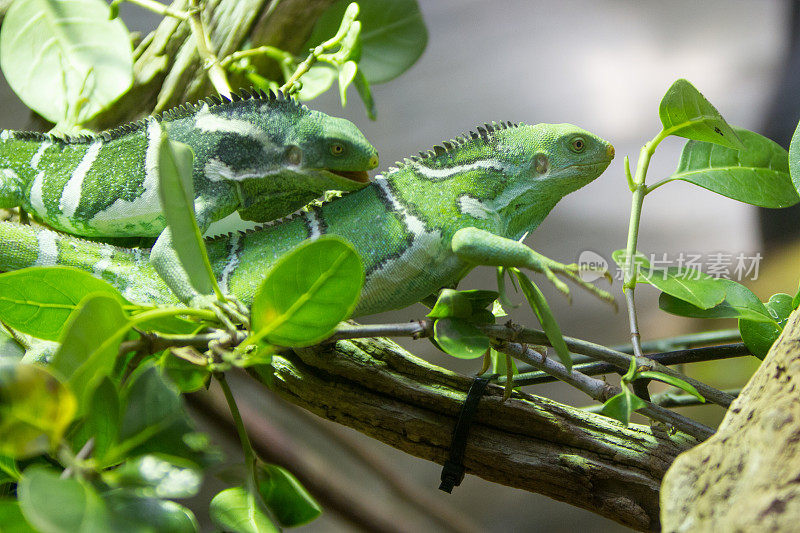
577,250,608,282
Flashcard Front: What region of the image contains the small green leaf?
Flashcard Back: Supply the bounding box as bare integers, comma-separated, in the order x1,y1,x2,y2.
0,363,76,458
432,318,489,359
427,289,473,319
600,388,647,426
658,79,744,149
612,250,726,309
306,0,428,84
635,371,705,402
490,348,517,376
739,293,794,359
353,69,377,119
210,486,279,533
297,65,337,101
337,60,357,106
664,129,798,208
513,270,572,370
104,454,201,499
18,466,111,533
258,464,322,527
0,0,133,127
51,293,129,413
659,278,774,324
156,124,217,297
250,236,364,347
0,267,124,341
105,492,198,533
0,454,20,482
71,377,119,463
158,351,210,393
788,120,800,196
0,499,37,533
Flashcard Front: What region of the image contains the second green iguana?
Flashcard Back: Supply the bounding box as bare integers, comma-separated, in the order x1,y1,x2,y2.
0,121,614,316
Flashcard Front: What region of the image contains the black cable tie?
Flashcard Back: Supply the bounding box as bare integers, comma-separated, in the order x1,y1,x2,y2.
439,374,496,493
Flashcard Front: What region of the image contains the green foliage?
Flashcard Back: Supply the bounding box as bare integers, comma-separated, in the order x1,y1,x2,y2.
0,499,36,533
635,371,704,402
739,293,795,359
0,0,133,129
0,267,124,341
71,377,119,461
103,454,201,499
52,294,128,414
657,78,744,149
155,126,219,297
257,464,322,527
433,318,490,359
789,120,800,195
210,486,280,533
306,0,428,84
428,288,499,360
659,278,774,323
0,363,76,458
601,388,646,426
662,128,798,208
249,236,364,348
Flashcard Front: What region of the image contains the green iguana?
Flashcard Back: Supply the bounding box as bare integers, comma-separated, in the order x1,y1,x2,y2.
0,121,614,316
0,89,378,310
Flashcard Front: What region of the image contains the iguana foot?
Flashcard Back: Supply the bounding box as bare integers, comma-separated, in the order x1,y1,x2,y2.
190,294,250,331
532,256,617,309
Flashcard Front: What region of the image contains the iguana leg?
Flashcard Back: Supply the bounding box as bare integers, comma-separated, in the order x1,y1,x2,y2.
451,227,614,305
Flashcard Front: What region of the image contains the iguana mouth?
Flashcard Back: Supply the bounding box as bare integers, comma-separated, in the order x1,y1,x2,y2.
329,169,371,183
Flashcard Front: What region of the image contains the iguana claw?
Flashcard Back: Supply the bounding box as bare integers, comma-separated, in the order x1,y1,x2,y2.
536,257,617,310
190,294,250,331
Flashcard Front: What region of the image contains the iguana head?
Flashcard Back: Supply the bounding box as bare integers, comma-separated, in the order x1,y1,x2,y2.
492,122,614,238
287,111,379,190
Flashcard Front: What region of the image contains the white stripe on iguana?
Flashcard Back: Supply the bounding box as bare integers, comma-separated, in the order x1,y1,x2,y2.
29,171,46,216
35,229,59,266
304,209,322,238
219,234,241,293
30,140,52,169
60,141,101,218
91,120,162,225
458,195,492,220
203,158,278,182
412,160,504,180
373,176,426,235
93,244,115,276
0,131,9,141
195,104,271,148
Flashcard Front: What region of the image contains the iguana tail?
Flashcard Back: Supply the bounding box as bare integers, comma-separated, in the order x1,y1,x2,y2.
0,221,176,305
0,168,22,208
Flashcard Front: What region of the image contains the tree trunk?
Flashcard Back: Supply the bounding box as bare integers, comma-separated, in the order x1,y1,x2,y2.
661,310,800,531
249,336,698,531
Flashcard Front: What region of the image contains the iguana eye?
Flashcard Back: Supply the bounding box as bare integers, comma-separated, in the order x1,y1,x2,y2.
330,142,345,156
569,137,586,153
286,145,302,165
535,154,549,174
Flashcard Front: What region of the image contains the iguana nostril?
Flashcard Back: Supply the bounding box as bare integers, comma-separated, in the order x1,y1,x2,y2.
368,154,379,169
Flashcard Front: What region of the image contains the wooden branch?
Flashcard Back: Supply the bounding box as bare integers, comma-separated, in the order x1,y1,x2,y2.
89,0,337,129
249,336,698,531
661,310,800,531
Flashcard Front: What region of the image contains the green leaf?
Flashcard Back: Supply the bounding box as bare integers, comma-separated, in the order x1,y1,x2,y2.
337,60,357,107
71,377,119,463
51,293,128,413
635,371,705,402
600,388,647,426
739,293,794,359
18,466,111,533
258,464,321,527
0,0,133,127
297,65,336,101
490,348,517,377
306,0,428,84
513,270,572,371
612,250,726,309
658,79,744,149
789,120,800,196
158,351,210,393
105,492,198,533
427,289,473,319
210,486,279,533
353,69,376,119
663,129,798,208
0,267,124,341
104,454,201,499
432,318,489,359
0,363,76,458
0,454,20,482
250,236,364,347
155,124,217,296
659,278,774,324
0,499,37,533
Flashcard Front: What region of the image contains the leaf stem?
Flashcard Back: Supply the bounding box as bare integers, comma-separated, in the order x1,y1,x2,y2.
119,0,190,20
187,0,231,97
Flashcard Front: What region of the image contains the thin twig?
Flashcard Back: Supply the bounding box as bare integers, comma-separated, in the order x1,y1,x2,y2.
611,328,742,353
496,341,715,441
187,0,231,96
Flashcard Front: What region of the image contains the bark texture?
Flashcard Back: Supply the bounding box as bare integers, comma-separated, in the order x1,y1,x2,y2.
250,336,697,531
661,310,800,532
